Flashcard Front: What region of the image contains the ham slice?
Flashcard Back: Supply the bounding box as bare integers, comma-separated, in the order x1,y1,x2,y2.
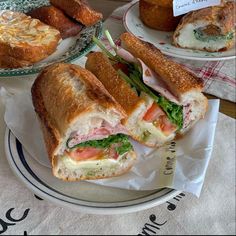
67,121,128,148
116,48,180,104
183,103,193,129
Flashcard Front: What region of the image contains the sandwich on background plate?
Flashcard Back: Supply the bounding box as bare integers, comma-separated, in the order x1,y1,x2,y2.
31,63,136,181
173,1,235,52
86,31,208,147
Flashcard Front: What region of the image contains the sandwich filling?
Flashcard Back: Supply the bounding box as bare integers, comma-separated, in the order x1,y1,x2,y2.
66,133,133,162
58,133,133,178
194,25,234,43
176,23,234,51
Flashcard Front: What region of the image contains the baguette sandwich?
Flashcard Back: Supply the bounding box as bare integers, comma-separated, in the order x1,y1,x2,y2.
86,32,208,147
173,1,235,52
31,63,136,181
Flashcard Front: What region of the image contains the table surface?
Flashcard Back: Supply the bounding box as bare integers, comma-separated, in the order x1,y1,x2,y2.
88,0,236,119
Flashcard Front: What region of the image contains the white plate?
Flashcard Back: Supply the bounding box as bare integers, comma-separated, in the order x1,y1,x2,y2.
123,2,236,61
4,128,179,215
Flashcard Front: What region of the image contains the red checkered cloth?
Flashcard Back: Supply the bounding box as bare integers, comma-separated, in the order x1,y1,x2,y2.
101,0,236,103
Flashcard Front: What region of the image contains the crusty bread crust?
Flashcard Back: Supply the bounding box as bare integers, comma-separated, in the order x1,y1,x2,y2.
139,0,182,32
85,52,145,116
50,0,103,26
0,10,61,68
120,32,204,99
173,1,235,52
28,6,82,39
31,63,127,161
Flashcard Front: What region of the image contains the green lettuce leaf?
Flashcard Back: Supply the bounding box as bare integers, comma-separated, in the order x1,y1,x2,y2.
120,63,183,129
67,134,133,155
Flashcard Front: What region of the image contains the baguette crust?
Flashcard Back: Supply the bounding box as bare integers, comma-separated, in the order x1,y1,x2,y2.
85,52,145,116
50,0,103,26
28,6,82,39
31,63,126,160
173,1,235,52
0,10,61,68
120,32,204,100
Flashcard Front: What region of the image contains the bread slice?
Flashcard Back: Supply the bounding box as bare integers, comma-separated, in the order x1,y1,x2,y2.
0,10,61,68
32,63,135,181
173,1,235,52
28,6,82,39
50,0,103,26
86,52,176,147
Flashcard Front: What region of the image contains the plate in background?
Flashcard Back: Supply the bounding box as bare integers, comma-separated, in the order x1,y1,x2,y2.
123,2,236,61
5,128,179,215
0,0,102,77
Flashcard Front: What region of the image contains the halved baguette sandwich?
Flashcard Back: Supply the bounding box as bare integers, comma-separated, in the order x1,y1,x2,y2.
31,63,136,181
173,1,235,52
0,10,61,68
86,32,208,147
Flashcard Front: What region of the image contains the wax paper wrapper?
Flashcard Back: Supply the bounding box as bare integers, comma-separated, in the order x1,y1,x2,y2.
1,88,219,197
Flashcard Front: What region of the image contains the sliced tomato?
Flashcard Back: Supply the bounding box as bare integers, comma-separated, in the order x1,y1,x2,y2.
109,148,119,160
143,103,165,122
157,116,177,136
113,62,129,75
67,147,103,161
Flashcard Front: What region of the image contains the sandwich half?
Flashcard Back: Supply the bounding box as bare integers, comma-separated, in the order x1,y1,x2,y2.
86,32,208,147
173,1,235,52
31,63,136,181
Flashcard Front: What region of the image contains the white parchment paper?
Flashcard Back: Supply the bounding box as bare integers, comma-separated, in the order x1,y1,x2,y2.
1,88,219,197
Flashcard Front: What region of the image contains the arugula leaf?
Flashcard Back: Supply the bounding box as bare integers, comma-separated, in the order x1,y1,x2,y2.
67,134,133,156
158,97,183,129
119,63,183,129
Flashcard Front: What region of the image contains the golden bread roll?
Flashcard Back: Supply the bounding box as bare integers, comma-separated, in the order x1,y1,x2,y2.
139,0,182,32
